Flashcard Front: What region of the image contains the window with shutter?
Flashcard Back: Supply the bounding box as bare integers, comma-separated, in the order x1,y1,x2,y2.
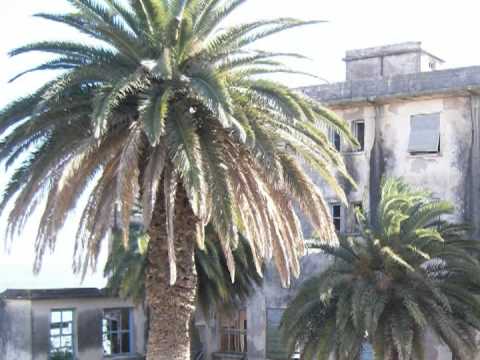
408,113,440,154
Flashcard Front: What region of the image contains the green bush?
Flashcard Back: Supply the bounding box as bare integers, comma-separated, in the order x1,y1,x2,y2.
49,350,73,360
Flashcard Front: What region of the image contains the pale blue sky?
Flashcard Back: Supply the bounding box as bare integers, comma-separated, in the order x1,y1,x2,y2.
1,0,480,291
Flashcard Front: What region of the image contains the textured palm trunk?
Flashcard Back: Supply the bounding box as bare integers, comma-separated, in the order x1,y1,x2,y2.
145,183,198,360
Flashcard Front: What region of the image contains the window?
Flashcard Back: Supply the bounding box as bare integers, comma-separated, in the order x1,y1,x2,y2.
408,113,440,154
49,309,75,360
352,120,365,151
330,203,342,232
103,308,132,355
266,309,289,360
220,309,247,353
328,127,341,151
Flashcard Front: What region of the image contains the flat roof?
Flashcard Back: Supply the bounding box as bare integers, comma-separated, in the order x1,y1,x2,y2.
0,288,108,300
300,65,480,107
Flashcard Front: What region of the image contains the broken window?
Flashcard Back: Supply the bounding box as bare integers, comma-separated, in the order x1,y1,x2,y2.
49,309,75,360
103,308,132,355
408,113,440,154
328,127,341,151
353,120,365,151
330,203,342,232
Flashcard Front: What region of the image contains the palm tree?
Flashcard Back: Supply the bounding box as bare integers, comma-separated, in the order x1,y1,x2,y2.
281,178,480,360
104,222,263,313
0,1,355,358
105,222,262,358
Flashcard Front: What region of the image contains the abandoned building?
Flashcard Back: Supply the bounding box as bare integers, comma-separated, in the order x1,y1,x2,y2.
198,41,480,360
0,288,146,360
3,41,480,360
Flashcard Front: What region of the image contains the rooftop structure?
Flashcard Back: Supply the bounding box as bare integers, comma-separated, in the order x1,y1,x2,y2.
344,41,444,81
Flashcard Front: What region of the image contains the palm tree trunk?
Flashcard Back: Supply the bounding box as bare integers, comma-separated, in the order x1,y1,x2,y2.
145,183,198,360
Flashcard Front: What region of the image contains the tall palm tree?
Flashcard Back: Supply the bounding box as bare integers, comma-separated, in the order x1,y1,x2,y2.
104,222,263,313
105,222,262,359
281,178,480,360
0,1,355,358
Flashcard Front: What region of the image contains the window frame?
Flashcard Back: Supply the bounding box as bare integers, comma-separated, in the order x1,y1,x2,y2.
352,119,365,152
49,308,76,360
408,112,441,155
330,202,342,233
102,307,134,357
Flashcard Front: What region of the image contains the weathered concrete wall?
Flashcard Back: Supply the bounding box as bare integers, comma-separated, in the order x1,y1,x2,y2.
313,95,472,226
0,299,32,360
345,42,424,81
380,96,472,221
243,94,473,360
30,297,146,360
383,52,420,77
346,57,382,81
244,253,332,360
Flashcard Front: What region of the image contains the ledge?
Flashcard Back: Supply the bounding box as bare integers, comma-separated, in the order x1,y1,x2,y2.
300,66,480,107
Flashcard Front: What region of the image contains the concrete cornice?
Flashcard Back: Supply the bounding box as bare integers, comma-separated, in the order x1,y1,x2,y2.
300,66,480,108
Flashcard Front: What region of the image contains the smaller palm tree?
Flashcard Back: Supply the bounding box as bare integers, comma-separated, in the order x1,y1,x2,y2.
281,178,480,360
104,222,262,313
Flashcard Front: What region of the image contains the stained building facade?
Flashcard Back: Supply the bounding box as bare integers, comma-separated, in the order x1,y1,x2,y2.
0,288,146,360
204,42,480,360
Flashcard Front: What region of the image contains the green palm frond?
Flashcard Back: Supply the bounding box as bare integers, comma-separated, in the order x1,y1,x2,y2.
104,222,262,312
1,0,353,287
282,178,480,360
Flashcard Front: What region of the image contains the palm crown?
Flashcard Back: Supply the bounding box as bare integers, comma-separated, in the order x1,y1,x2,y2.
0,0,355,286
281,178,480,360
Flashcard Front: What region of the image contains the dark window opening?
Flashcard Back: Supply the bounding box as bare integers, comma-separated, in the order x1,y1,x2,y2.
103,308,132,355
329,128,341,151
354,120,365,151
330,203,341,232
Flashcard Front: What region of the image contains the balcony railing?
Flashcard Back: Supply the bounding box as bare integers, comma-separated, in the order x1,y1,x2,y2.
220,327,247,353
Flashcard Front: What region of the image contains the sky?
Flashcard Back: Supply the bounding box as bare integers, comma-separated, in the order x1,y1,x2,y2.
1,0,480,291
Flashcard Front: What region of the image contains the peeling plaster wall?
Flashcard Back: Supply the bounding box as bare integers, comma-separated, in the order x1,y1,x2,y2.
378,96,472,222
0,299,32,360
30,297,146,360
1,296,146,360
323,95,472,224
234,94,474,360
244,254,332,360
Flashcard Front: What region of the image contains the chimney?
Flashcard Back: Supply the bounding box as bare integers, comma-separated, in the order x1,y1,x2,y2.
344,42,444,81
